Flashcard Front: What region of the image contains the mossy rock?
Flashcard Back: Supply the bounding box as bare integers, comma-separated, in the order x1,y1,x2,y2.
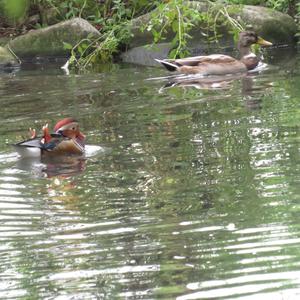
230,5,297,44
121,43,172,66
7,17,101,58
128,2,297,50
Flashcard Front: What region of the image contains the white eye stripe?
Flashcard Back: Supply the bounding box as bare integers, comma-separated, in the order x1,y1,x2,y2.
57,122,78,131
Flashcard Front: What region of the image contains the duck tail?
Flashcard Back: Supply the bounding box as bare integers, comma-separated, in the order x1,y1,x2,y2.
155,59,178,72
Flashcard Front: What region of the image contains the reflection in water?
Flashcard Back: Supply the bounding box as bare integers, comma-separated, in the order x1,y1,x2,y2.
241,76,263,110
15,152,85,177
159,73,245,91
156,70,276,113
0,51,299,299
13,145,105,177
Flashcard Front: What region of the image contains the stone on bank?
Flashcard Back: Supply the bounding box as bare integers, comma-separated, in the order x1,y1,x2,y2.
7,17,101,58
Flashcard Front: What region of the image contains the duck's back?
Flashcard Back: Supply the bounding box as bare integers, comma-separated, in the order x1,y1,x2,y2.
175,54,247,75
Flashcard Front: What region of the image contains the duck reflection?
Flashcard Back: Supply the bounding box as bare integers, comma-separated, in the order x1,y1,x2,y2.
241,75,262,110
159,73,245,91
16,155,86,178
157,67,275,111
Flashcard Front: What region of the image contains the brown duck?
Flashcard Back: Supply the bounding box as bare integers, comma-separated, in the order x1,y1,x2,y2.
155,31,272,76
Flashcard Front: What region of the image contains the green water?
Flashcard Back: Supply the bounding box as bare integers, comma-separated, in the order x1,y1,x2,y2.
0,48,300,299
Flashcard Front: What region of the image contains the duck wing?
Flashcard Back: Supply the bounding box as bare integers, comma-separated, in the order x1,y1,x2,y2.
15,137,43,148
171,54,237,67
157,54,247,75
13,137,44,158
14,133,62,149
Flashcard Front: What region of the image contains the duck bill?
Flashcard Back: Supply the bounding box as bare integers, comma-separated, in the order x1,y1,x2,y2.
78,131,86,141
257,37,272,46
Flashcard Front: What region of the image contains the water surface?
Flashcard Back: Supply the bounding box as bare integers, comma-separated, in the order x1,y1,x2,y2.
0,48,300,299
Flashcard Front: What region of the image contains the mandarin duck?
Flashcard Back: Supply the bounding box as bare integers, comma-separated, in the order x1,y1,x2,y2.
14,118,85,157
155,30,272,76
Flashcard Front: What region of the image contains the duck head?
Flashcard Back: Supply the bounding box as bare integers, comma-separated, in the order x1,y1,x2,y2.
238,31,272,56
54,118,85,141
237,31,272,70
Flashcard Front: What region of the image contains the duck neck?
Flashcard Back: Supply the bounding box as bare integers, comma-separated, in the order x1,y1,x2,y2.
238,45,259,70
238,44,254,58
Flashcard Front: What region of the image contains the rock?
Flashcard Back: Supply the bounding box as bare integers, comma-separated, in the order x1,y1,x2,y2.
7,17,101,58
129,13,157,49
121,43,172,66
0,46,19,68
230,5,297,44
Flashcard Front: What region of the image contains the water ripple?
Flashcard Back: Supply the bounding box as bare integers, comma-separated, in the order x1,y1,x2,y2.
0,55,299,299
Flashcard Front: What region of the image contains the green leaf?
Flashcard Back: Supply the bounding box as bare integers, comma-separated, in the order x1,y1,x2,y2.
78,45,83,54
171,20,178,32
